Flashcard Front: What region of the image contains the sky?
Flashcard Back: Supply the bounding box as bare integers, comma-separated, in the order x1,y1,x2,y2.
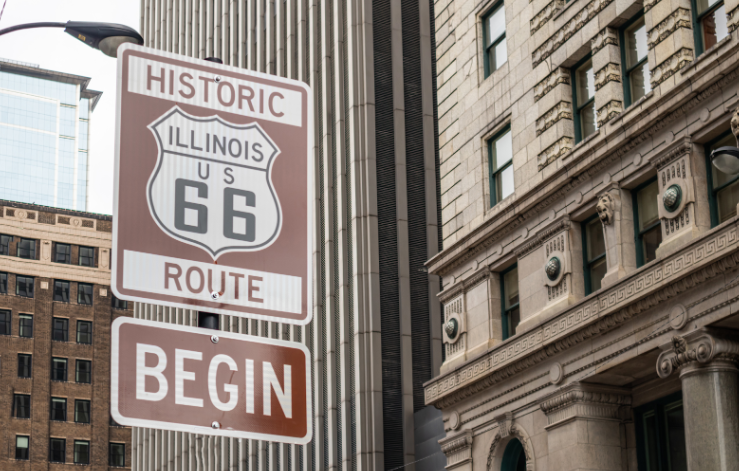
0,0,141,215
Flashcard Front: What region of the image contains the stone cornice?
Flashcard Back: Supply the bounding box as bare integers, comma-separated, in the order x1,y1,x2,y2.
425,220,739,409
514,216,571,260
426,36,739,279
656,328,739,378
439,429,473,454
538,383,631,415
438,266,492,303
648,135,693,170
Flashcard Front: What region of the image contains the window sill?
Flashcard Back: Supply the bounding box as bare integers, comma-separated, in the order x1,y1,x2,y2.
553,0,580,22
680,34,733,76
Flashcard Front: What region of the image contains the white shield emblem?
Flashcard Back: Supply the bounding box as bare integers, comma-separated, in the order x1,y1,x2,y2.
147,106,282,258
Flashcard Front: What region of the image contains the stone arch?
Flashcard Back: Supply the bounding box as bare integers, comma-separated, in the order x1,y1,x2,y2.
486,423,535,471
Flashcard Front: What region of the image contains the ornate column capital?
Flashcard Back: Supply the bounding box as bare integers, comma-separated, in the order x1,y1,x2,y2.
439,429,473,469
538,383,631,429
656,328,739,378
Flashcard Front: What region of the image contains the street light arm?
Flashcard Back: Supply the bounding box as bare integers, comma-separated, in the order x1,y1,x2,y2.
0,22,67,37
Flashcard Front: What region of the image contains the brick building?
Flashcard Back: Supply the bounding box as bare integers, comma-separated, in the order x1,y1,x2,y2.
0,200,132,469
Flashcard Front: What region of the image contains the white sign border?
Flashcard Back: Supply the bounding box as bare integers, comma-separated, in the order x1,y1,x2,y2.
111,44,313,326
110,316,313,445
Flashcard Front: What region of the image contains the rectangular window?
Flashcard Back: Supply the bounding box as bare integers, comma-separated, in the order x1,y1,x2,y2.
583,216,607,294
18,354,32,378
572,58,598,142
18,314,33,337
78,283,93,305
74,440,90,465
79,246,94,267
51,357,67,381
16,436,29,460
76,359,92,383
75,399,91,423
49,438,66,463
501,265,520,340
483,2,507,77
488,127,514,207
110,442,125,466
707,131,739,226
17,238,36,259
633,179,662,266
50,397,67,421
694,0,728,54
0,309,9,335
621,13,652,106
0,272,7,293
0,234,12,255
16,276,34,298
53,280,70,302
112,295,128,310
77,320,92,344
52,317,69,341
13,394,31,418
54,243,71,264
635,392,688,471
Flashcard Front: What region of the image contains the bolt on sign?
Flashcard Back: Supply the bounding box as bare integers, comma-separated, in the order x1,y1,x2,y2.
111,317,312,443
112,44,312,324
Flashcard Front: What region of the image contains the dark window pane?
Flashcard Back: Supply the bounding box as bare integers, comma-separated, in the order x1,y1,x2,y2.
586,219,606,261
18,314,33,337
79,246,94,267
13,394,30,418
0,234,11,255
74,440,90,465
665,402,688,471
579,100,597,139
75,400,90,423
16,276,34,298
506,306,520,338
0,310,9,335
110,443,125,467
76,360,91,383
51,358,67,381
637,181,660,230
17,238,36,259
78,283,93,305
0,272,7,294
18,354,32,378
702,4,728,50
641,225,662,265
112,296,128,310
629,61,652,103
643,410,661,470
16,436,29,460
49,438,66,463
716,179,739,223
624,17,648,69
52,317,69,341
77,321,92,344
589,257,608,293
53,280,70,303
50,398,67,421
54,243,71,263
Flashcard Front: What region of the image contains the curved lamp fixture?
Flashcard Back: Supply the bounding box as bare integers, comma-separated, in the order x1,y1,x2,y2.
0,21,143,58
710,111,739,176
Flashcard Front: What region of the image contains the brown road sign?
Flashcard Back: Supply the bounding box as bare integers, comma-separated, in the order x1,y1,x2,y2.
111,317,312,443
112,44,312,324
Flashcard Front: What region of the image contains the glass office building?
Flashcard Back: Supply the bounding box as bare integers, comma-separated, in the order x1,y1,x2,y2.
0,58,101,211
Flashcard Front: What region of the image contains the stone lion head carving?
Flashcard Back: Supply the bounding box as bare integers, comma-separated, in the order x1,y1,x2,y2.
596,194,614,225
731,109,739,139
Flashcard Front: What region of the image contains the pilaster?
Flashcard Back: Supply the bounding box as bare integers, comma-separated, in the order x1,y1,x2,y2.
439,429,473,470
591,28,624,128
645,0,694,89
535,68,575,171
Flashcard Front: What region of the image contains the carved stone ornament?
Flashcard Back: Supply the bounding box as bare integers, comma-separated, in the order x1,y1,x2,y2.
594,63,621,91
486,413,535,471
545,257,561,280
596,100,623,128
445,318,459,339
731,107,739,138
534,68,569,102
663,184,682,212
647,8,691,50
656,328,739,378
729,4,739,33
650,48,694,88
530,0,565,34
538,383,631,429
591,27,618,54
596,193,614,225
439,429,473,469
41,240,51,261
538,136,574,170
536,101,573,136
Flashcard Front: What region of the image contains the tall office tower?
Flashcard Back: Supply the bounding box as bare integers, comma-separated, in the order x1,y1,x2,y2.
136,0,445,470
0,200,132,469
0,59,101,211
425,0,739,468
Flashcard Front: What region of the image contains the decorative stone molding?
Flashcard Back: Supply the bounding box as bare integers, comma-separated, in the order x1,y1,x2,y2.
425,222,739,408
514,217,571,259
530,0,565,34
596,100,623,127
729,5,739,33
438,265,492,303
591,27,618,55
534,68,570,102
656,328,739,378
486,414,535,471
41,240,51,261
539,383,631,429
538,136,574,170
443,296,467,360
594,63,621,91
536,101,573,136
532,0,614,67
100,248,111,269
650,48,694,88
644,0,658,12
439,430,473,469
647,8,691,50
649,136,692,169
596,193,614,226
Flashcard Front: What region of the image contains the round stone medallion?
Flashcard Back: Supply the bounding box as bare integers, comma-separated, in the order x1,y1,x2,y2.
545,257,561,281
444,318,458,340
663,184,682,212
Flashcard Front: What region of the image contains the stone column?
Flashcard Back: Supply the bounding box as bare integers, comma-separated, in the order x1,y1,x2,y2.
438,429,473,470
591,27,624,128
656,328,739,470
596,184,636,288
534,67,574,172
539,383,631,471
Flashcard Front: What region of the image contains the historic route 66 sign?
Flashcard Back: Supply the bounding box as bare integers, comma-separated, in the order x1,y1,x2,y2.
112,45,312,325
148,107,281,257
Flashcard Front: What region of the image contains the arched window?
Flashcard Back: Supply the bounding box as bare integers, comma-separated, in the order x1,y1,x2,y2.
501,438,526,471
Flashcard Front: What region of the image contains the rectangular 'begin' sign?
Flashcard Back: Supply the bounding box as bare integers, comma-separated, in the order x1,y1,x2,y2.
111,317,312,443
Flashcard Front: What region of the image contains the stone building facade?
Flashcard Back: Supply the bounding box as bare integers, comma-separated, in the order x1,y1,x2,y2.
0,200,133,470
424,0,739,467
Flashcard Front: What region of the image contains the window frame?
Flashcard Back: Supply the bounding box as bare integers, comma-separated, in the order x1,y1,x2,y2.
705,130,738,227
482,1,507,78
582,214,607,295
18,313,33,338
488,126,514,208
112,295,128,310
16,238,36,259
49,438,66,463
0,271,7,294
12,393,31,419
78,282,93,305
500,263,520,340
16,435,30,460
77,320,93,344
632,177,662,267
52,317,69,342
16,275,34,298
634,391,687,471
0,234,12,255
53,280,71,303
50,397,67,421
74,440,91,465
110,442,126,467
51,357,68,382
619,11,649,107
692,0,727,55
54,243,71,264
79,246,95,267
18,353,32,378
76,359,92,383
571,55,596,144
75,399,91,424
0,309,10,335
